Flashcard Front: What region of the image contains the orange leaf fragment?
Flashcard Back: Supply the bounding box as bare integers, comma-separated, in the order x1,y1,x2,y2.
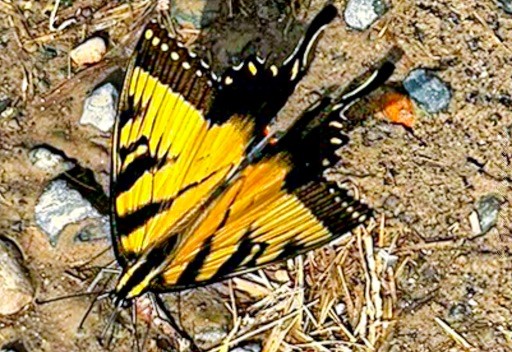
381,92,415,128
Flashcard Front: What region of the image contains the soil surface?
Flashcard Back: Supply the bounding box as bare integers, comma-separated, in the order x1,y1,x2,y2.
0,0,510,351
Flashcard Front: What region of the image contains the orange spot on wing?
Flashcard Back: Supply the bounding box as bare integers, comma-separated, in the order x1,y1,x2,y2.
263,125,278,145
381,92,415,128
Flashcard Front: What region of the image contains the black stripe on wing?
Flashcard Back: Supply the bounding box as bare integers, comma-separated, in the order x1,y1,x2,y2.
119,21,215,129
284,178,371,248
206,5,338,133
275,61,396,185
274,62,394,238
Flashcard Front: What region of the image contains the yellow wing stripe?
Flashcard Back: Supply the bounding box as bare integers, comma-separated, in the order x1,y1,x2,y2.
115,67,255,254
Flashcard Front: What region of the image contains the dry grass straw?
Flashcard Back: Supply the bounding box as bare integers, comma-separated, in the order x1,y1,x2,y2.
1,0,156,46
434,318,475,352
212,215,402,352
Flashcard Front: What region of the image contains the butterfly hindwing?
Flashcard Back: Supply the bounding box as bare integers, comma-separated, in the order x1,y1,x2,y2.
208,5,338,134
155,161,370,290
151,61,395,290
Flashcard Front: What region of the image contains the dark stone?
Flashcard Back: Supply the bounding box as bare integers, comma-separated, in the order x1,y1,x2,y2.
498,0,512,14
403,69,451,113
476,194,502,234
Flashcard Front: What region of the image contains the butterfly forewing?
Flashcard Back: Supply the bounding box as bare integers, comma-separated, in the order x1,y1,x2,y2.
112,22,255,264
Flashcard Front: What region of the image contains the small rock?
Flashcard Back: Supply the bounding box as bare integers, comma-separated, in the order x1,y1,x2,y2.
41,45,58,60
344,0,387,31
498,0,512,14
75,216,111,242
156,0,170,12
420,264,438,281
28,147,74,175
334,302,346,315
5,118,20,131
256,5,280,22
34,180,103,245
194,329,227,349
467,298,478,307
0,341,26,352
383,194,400,210
476,194,501,234
0,97,11,115
231,343,262,352
80,83,118,132
1,107,16,120
69,37,107,66
447,303,471,322
403,68,451,113
0,239,33,316
172,0,221,29
469,210,481,235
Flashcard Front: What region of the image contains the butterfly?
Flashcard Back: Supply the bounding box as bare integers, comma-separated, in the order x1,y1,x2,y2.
100,3,394,350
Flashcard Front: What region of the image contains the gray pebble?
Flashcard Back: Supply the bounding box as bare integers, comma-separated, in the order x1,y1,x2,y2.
344,0,387,31
476,194,501,234
28,147,74,175
403,68,451,113
172,0,221,29
75,216,111,242
0,97,11,115
447,303,471,322
34,180,103,245
80,83,118,132
498,0,512,14
231,343,262,352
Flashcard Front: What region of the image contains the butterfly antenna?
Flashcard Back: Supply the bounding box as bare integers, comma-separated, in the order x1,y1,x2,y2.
151,294,202,352
76,254,115,272
35,290,108,305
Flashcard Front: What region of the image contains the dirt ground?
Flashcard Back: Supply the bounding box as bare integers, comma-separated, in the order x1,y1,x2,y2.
0,0,511,351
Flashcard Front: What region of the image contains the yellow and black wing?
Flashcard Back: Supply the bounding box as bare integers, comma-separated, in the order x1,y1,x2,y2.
111,6,338,266
151,62,395,290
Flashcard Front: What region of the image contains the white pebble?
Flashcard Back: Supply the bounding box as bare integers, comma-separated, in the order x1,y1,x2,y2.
29,147,74,175
70,37,107,66
34,180,104,245
0,240,33,316
80,83,118,132
344,0,386,31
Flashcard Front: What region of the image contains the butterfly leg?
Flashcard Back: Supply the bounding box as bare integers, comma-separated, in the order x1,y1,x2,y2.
87,266,121,293
150,293,203,352
131,304,142,352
